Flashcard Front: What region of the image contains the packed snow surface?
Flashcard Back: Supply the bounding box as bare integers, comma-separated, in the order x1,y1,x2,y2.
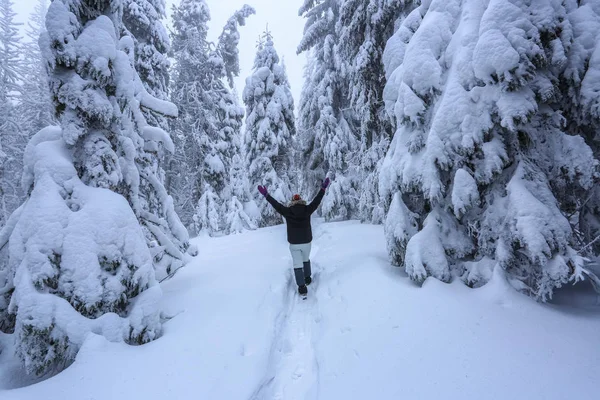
1,220,599,399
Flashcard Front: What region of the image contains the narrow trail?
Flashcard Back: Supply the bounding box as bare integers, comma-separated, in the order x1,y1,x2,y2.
249,231,328,400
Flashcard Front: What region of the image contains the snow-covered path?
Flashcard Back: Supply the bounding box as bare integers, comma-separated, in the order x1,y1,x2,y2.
1,220,599,399
250,260,322,400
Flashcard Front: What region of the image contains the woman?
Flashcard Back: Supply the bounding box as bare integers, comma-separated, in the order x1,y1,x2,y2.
257,178,330,295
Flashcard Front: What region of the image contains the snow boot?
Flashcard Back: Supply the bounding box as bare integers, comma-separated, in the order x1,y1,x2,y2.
298,285,308,295
294,268,305,287
303,261,312,285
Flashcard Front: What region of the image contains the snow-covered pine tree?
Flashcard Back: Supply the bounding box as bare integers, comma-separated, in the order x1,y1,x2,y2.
296,0,359,221
0,0,23,225
0,0,175,375
18,0,53,135
170,1,254,236
122,0,191,280
561,1,600,259
380,0,596,301
169,0,216,234
218,93,252,235
217,69,255,234
336,0,407,223
0,0,22,338
244,30,296,227
4,0,54,228
0,0,20,103
213,5,255,235
226,153,257,233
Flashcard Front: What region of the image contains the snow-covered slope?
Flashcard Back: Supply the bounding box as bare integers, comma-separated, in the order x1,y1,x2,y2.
1,220,599,399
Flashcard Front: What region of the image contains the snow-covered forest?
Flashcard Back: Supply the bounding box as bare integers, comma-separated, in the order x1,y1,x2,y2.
0,0,599,396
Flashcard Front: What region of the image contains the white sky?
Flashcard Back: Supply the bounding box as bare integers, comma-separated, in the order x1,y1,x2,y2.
14,0,307,105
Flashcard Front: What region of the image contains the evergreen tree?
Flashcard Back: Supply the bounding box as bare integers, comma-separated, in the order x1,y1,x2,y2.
18,0,53,135
0,0,179,374
380,0,596,301
4,0,54,230
123,0,191,280
297,0,358,221
219,85,255,235
561,1,600,260
336,0,407,223
0,0,23,225
170,1,254,236
169,0,215,234
244,30,296,227
0,0,20,103
216,8,256,235
226,154,257,233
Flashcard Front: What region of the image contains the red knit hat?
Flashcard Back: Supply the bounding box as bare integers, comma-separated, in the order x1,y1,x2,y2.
292,194,302,201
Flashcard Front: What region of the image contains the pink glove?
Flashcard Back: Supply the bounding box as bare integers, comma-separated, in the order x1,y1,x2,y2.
258,185,268,197
321,178,330,190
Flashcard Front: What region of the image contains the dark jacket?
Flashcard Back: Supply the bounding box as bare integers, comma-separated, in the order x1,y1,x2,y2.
266,189,325,244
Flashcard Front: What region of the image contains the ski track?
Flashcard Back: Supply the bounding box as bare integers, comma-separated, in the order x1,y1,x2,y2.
249,228,330,400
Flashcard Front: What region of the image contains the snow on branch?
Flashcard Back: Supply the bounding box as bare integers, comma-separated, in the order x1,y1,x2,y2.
140,90,178,118
142,126,175,153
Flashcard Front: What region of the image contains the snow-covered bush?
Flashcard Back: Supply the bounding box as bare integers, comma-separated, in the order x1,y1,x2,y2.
380,0,597,300
244,30,295,227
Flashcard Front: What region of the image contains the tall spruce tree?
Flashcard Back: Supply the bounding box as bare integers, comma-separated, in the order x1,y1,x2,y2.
0,0,23,225
561,1,600,260
0,0,179,374
380,0,597,301
244,30,296,227
7,0,55,232
0,0,21,343
335,0,407,223
226,153,257,233
296,0,359,221
217,7,256,236
123,0,191,280
205,5,255,236
170,0,254,236
169,0,214,234
18,0,53,135
0,0,20,103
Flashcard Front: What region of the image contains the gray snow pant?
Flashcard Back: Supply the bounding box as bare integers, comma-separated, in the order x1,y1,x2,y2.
289,243,312,287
